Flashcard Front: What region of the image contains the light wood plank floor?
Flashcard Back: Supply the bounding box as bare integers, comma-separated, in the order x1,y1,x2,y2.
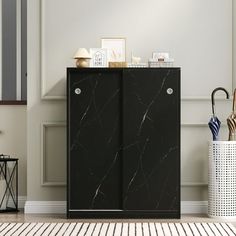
0,212,235,227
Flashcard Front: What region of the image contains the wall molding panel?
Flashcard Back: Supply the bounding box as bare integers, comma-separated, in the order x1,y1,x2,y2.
41,122,66,187
181,122,227,188
39,0,233,100
40,0,66,100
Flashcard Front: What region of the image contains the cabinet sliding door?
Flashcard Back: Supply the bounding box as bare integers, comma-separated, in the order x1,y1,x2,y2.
68,69,123,210
122,69,180,212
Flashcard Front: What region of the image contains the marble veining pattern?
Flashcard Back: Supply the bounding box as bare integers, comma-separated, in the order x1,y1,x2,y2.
68,68,180,217
136,70,170,136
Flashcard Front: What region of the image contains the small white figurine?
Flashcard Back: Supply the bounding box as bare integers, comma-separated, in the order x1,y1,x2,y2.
131,53,141,64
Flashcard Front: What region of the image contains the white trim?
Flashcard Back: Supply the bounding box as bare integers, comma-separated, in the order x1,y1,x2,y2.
18,196,27,209
16,0,21,100
24,201,208,214
0,0,2,100
40,0,45,99
40,122,66,187
181,201,208,214
24,201,66,214
8,196,27,209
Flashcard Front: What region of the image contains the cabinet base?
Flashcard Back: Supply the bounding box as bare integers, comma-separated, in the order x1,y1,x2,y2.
67,210,180,219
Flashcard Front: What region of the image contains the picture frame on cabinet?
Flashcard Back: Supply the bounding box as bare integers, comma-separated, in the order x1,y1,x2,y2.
101,38,126,62
90,48,108,67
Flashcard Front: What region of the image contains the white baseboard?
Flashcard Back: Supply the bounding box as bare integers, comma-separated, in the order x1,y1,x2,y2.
8,196,27,209
24,201,208,214
18,196,27,209
24,201,66,214
181,201,208,214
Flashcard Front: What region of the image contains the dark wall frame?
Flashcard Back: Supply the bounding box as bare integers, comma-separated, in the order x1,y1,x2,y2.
1,0,27,105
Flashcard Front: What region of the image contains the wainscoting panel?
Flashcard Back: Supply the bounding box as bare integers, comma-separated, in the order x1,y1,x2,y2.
41,122,66,186
181,124,228,185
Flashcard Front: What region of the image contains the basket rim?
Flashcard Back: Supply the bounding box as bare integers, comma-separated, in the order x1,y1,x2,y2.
208,141,236,144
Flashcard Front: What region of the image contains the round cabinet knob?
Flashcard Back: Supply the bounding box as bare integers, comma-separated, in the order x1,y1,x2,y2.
167,88,173,95
75,88,81,95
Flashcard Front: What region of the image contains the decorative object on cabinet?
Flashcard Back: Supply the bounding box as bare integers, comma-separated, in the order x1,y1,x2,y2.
0,155,18,212
73,48,91,68
67,68,180,219
108,62,127,68
208,87,229,141
149,52,174,68
131,53,141,64
90,48,108,68
128,53,147,68
152,52,170,61
101,38,126,62
227,89,236,141
127,63,147,68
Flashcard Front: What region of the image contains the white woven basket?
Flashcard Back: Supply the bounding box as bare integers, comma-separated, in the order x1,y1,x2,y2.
208,141,236,219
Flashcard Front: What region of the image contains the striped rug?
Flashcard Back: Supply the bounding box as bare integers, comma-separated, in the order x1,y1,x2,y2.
0,222,235,236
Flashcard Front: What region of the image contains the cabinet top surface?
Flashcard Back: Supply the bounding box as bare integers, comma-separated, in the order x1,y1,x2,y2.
67,67,180,72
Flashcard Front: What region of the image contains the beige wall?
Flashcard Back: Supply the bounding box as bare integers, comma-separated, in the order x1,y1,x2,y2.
27,0,234,202
0,106,27,196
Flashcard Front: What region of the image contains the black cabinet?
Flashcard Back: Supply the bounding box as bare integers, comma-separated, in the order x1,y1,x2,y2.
67,68,180,218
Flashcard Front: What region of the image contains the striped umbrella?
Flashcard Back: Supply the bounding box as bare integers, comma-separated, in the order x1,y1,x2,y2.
227,89,236,141
208,87,229,141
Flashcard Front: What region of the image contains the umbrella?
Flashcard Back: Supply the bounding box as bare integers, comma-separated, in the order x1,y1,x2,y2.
227,89,236,141
208,87,229,141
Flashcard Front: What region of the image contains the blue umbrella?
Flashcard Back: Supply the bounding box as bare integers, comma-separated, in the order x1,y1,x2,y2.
208,87,229,141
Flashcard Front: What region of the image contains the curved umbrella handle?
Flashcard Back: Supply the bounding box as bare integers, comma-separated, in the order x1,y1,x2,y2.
211,87,230,116
233,89,236,113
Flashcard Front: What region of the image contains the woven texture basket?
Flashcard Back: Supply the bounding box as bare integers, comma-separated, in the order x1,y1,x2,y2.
208,141,236,219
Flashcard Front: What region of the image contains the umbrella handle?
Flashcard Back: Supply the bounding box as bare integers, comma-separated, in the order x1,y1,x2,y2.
211,87,230,116
233,89,236,113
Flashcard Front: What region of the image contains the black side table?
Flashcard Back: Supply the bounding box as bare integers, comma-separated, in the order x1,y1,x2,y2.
0,157,18,212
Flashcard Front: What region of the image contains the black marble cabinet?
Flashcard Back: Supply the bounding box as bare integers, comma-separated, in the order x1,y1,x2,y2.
67,68,180,218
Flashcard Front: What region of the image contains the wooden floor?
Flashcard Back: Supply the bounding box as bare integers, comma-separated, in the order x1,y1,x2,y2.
0,212,235,227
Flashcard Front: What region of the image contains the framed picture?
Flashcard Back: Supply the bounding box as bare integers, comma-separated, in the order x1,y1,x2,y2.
101,38,126,62
90,48,108,67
